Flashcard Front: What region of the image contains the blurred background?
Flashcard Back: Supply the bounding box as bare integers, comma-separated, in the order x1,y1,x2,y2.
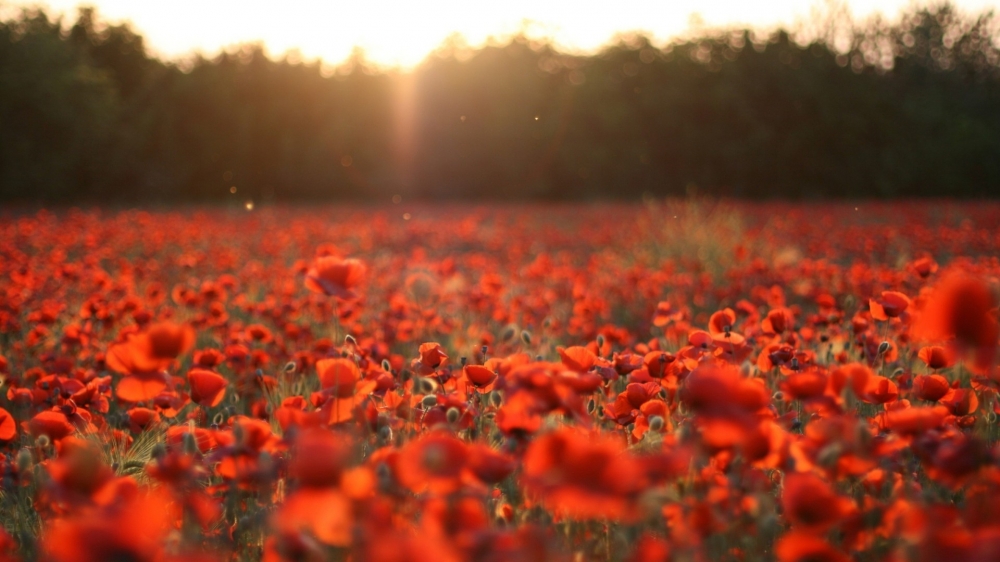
1,1,999,202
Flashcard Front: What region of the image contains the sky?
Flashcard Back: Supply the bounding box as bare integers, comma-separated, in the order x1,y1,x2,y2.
6,0,1000,68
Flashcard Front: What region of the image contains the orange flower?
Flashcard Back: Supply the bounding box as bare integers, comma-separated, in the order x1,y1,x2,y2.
42,491,174,562
557,346,597,372
396,430,468,494
27,409,76,441
115,371,170,402
465,443,515,485
708,308,737,336
273,489,352,546
316,358,360,398
288,428,354,488
106,322,195,374
918,346,954,369
883,405,948,435
869,291,910,321
914,271,999,374
912,374,950,402
652,301,681,327
522,427,644,521
0,407,15,441
412,342,448,375
187,369,228,407
304,256,366,300
463,365,497,389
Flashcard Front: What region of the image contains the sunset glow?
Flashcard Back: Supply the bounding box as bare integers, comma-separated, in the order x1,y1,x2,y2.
9,0,1000,68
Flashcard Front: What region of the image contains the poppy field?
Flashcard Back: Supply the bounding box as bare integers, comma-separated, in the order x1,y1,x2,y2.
2,199,1000,562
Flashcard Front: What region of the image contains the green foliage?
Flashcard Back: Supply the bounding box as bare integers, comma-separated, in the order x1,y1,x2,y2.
1,3,999,201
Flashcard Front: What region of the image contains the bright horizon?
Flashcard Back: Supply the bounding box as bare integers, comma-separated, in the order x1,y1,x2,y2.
6,0,1000,68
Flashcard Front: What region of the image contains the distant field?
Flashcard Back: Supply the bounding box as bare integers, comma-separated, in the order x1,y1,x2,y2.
1,200,999,561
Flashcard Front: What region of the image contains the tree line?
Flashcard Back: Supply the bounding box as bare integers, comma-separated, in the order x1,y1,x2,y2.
2,3,999,202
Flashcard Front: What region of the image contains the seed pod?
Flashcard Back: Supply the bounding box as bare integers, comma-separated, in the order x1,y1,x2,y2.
378,425,393,441
16,448,33,473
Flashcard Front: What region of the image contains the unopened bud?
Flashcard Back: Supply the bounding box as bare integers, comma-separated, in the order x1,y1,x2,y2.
501,325,517,343
878,341,890,355
421,394,438,408
521,330,532,345
446,407,461,424
232,423,246,447
649,416,665,432
345,334,357,346
283,361,297,374
490,392,503,408
151,443,167,460
597,334,606,349
35,435,50,449
378,425,393,441
16,448,33,473
817,443,843,467
381,359,392,372
183,432,199,455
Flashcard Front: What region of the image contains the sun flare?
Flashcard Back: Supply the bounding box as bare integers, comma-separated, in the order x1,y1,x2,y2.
10,0,999,68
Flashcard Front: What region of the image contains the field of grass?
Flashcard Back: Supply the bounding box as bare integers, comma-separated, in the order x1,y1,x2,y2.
1,200,999,561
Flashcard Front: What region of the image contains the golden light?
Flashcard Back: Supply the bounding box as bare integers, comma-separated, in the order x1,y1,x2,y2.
11,0,997,69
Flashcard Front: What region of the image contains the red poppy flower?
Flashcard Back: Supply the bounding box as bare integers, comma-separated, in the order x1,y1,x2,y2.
775,532,850,562
412,342,448,375
41,491,174,562
883,405,948,435
912,374,950,402
522,427,644,521
781,472,854,532
315,358,360,398
558,346,597,372
466,443,516,484
0,407,15,441
106,322,195,375
463,365,497,388
115,371,170,402
127,407,161,433
918,346,954,370
304,256,366,300
652,301,682,327
396,431,468,494
869,291,910,321
914,272,999,374
187,369,228,407
27,409,76,440
288,428,353,488
708,308,737,336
